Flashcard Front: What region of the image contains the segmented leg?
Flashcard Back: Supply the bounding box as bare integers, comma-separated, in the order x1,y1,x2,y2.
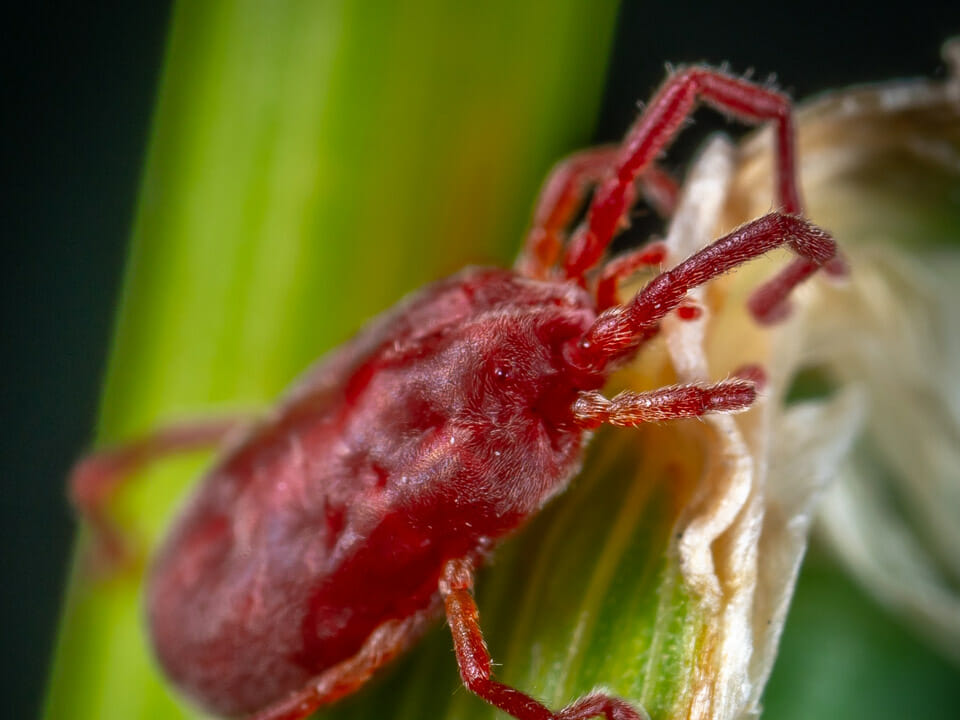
70,417,245,572
440,558,648,720
516,147,677,280
595,241,667,310
564,66,804,281
572,380,757,429
248,604,439,720
571,212,836,373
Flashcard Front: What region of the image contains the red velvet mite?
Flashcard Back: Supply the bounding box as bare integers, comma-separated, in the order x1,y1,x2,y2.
71,67,838,720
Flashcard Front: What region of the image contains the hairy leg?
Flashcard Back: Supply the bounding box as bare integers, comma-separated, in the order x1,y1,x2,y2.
516,147,677,280
441,558,648,720
70,417,246,573
747,253,847,324
564,66,805,281
572,380,757,429
595,242,667,310
571,212,836,373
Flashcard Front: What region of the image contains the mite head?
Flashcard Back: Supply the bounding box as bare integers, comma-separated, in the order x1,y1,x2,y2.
459,298,604,432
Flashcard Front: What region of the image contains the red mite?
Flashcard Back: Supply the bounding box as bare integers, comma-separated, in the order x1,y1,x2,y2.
71,68,837,720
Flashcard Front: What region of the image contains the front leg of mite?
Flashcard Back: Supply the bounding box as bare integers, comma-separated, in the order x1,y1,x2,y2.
516,147,678,281
440,559,648,720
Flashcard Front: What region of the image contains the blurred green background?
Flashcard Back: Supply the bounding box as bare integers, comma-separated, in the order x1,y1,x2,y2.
4,1,959,718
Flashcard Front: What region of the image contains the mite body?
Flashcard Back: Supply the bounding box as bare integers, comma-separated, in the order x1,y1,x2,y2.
72,67,839,720
150,269,599,715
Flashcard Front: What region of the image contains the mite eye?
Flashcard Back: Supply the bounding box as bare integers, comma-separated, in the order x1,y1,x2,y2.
493,366,511,381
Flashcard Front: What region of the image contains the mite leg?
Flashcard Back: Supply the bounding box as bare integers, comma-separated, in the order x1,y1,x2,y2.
595,241,667,311
248,605,438,720
571,212,836,373
441,558,648,720
747,253,848,324
572,380,757,430
516,147,678,280
564,66,805,281
637,165,679,220
69,417,245,573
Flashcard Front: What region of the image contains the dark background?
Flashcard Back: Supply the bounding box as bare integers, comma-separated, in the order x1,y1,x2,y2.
3,2,957,717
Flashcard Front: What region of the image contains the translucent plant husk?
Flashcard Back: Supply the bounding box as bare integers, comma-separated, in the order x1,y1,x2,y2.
46,8,960,719
724,48,960,669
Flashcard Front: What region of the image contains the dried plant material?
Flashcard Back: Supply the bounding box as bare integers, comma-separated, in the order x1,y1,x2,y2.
613,138,865,720
724,42,960,669
601,47,960,715
813,249,960,665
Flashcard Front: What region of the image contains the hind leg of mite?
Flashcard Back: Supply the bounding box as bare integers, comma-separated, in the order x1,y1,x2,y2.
69,417,246,575
441,558,649,720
